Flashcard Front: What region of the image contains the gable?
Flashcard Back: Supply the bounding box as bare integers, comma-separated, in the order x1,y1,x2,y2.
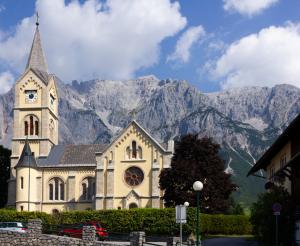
101,121,168,158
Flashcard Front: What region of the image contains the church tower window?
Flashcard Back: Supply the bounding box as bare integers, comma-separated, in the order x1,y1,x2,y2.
24,115,39,137
24,122,28,136
30,116,34,135
35,121,39,136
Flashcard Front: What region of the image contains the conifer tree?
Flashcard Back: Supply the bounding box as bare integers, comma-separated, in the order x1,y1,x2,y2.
159,134,237,213
0,145,11,208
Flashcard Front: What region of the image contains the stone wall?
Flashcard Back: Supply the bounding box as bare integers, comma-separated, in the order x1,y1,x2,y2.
0,219,122,246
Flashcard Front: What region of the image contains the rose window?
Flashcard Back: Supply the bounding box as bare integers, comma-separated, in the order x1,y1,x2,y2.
124,167,144,186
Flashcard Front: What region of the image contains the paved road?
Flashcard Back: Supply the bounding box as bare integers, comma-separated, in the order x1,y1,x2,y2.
202,238,259,246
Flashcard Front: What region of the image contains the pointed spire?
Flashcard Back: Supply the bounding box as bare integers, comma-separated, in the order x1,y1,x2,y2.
25,12,48,73
15,138,37,168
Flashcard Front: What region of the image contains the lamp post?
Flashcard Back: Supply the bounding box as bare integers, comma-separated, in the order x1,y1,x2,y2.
193,181,203,246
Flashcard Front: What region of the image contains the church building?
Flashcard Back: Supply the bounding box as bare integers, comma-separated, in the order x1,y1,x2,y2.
7,21,174,213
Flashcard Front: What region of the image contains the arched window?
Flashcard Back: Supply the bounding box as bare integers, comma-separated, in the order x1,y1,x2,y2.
126,146,131,160
82,183,87,198
81,177,95,201
35,121,39,136
138,146,142,159
49,184,53,200
20,177,24,189
125,142,142,160
24,115,39,137
24,122,28,136
30,116,34,135
132,141,137,159
60,182,64,201
49,178,64,201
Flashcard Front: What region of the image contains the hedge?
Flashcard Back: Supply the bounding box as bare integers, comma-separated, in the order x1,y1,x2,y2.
0,208,252,235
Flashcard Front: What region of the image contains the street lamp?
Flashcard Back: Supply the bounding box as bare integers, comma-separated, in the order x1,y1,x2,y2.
193,181,203,246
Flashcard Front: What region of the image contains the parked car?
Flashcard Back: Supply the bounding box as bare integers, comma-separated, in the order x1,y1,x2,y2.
0,222,27,233
59,221,108,240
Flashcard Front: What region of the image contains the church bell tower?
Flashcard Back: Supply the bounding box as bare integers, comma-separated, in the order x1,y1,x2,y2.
7,17,59,207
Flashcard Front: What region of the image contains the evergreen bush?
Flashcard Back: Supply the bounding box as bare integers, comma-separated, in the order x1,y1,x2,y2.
0,208,252,235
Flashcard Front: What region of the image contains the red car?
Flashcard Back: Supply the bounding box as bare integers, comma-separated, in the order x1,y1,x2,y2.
60,221,108,240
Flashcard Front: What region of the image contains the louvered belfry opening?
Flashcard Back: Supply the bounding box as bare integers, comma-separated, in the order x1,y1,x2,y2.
30,116,34,135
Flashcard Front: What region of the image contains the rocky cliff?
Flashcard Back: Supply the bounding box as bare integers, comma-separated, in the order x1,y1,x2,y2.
1,76,299,205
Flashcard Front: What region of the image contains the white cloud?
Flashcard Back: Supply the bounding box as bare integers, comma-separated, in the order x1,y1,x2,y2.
0,5,5,13
0,71,14,94
223,0,279,16
167,25,205,63
0,0,186,82
209,23,300,89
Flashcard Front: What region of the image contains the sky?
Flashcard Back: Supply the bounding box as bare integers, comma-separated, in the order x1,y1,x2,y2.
0,0,300,94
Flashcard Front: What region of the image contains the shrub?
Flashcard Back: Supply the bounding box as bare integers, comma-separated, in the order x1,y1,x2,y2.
0,208,252,235
0,209,53,224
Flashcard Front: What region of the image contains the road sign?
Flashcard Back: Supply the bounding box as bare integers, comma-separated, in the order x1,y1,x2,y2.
272,203,282,246
272,203,282,213
176,205,187,224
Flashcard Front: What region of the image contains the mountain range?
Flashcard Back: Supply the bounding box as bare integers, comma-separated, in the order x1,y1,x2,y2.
1,75,300,205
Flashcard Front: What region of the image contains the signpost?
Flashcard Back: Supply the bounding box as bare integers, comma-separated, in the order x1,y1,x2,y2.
272,202,282,246
176,205,187,246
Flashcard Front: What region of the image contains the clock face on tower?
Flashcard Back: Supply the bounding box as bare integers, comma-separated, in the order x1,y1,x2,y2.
25,90,38,103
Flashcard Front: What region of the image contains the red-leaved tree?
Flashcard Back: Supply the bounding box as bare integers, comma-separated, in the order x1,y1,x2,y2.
159,134,237,213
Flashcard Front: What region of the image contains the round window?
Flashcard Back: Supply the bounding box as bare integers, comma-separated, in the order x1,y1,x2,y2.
124,167,144,186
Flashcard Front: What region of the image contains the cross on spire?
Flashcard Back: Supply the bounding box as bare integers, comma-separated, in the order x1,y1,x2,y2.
36,12,39,26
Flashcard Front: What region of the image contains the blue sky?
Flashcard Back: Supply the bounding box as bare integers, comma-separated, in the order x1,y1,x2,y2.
0,0,300,93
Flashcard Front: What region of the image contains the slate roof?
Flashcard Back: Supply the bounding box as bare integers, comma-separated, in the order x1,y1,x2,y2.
25,26,48,73
15,139,37,169
30,68,52,86
38,144,108,167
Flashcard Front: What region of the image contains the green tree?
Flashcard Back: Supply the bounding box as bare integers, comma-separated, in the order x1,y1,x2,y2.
0,145,11,208
159,134,236,213
250,186,294,245
226,197,245,215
